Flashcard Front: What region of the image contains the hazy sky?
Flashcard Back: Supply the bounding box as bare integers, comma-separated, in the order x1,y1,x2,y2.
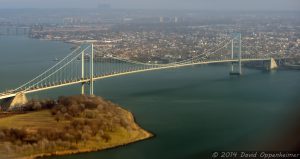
0,0,299,11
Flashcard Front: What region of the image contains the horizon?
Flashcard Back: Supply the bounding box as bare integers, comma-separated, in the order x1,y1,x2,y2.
0,0,299,11
0,8,300,13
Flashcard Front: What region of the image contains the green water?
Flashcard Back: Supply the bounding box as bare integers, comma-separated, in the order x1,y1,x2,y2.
1,36,300,159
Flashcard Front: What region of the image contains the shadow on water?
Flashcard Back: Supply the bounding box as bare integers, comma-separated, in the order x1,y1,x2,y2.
128,83,204,97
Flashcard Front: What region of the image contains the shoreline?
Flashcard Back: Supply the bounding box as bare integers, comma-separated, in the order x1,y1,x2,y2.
13,110,155,159
5,111,154,159
26,131,153,159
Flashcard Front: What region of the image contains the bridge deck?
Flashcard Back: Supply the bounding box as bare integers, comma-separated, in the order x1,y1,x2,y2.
0,58,269,100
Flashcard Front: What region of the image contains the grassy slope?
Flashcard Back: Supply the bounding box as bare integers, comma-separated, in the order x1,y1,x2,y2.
0,109,152,159
0,111,63,130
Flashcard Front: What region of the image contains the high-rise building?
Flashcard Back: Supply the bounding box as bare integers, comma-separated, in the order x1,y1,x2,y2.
174,17,178,23
160,17,164,23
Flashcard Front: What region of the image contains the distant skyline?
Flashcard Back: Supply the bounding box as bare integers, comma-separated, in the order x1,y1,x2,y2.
0,0,299,11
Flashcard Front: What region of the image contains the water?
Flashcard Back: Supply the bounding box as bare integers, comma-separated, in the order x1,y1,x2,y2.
1,35,300,159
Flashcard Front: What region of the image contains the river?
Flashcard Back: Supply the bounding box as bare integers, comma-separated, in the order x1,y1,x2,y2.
0,35,300,159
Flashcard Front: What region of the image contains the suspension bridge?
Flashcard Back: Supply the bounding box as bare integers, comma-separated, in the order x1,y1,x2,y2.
0,34,283,109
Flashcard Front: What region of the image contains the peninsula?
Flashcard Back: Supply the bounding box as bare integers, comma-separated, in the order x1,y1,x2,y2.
0,95,153,159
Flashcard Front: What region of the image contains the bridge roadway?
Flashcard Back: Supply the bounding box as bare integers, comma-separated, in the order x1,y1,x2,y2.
0,58,269,100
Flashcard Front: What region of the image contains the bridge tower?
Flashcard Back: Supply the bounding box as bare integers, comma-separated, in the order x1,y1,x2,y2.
81,43,94,95
90,43,94,95
81,48,85,94
229,33,242,76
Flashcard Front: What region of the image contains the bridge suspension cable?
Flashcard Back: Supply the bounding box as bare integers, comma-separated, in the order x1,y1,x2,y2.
95,36,235,67
13,46,82,92
0,33,289,101
23,45,92,92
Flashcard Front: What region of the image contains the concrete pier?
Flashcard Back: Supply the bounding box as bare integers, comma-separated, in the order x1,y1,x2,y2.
0,93,28,111
269,58,278,70
265,58,278,70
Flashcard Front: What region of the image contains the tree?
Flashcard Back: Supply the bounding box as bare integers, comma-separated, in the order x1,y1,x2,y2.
68,105,81,117
101,133,111,142
64,113,73,120
71,119,85,130
84,109,97,119
32,101,42,110
55,111,63,122
82,133,91,145
9,128,27,142
73,132,82,144
84,101,98,109
0,130,5,140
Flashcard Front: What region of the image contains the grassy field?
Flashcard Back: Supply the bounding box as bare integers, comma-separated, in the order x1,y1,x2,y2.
0,110,66,131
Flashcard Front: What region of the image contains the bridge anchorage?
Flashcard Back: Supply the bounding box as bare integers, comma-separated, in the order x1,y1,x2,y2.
266,58,278,70
0,33,283,110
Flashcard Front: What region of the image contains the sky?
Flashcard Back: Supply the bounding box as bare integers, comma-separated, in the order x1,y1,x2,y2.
0,0,299,11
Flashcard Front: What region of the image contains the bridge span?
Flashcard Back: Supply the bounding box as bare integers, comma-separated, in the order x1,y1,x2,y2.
0,58,276,100
0,34,284,109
